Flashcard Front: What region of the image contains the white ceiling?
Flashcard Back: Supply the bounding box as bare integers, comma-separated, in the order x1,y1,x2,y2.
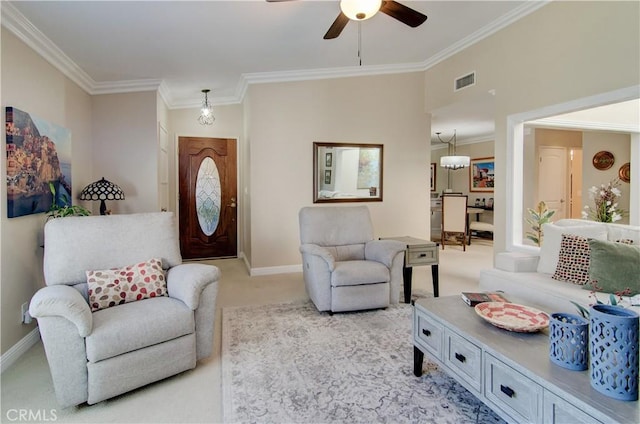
4,1,637,143
5,0,536,107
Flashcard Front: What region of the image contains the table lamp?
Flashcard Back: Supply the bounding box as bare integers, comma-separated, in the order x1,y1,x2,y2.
79,177,125,215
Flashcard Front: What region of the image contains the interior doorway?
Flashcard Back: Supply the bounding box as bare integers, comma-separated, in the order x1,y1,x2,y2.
569,148,583,218
178,137,238,260
538,146,568,220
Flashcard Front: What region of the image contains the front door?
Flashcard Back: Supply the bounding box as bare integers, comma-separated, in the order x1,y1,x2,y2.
178,137,237,259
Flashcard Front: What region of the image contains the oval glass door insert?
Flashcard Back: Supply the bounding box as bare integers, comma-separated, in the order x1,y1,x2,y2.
195,157,221,236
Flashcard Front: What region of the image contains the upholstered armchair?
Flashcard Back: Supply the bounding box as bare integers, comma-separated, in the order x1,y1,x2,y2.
29,212,220,408
298,206,406,313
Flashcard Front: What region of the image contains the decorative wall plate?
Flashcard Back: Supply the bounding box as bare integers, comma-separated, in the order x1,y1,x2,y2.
475,302,549,333
592,151,615,170
619,162,630,183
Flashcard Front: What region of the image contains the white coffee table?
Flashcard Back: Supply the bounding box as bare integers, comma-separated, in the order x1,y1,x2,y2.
413,296,638,424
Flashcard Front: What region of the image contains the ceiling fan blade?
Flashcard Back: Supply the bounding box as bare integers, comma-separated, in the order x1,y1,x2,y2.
324,12,349,39
379,0,427,28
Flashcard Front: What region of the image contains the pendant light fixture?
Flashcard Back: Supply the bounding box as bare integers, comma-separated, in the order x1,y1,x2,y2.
437,130,470,170
198,89,215,125
340,0,382,21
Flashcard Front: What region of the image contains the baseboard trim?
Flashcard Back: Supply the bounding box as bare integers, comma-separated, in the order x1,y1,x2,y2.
1,327,40,374
250,264,302,276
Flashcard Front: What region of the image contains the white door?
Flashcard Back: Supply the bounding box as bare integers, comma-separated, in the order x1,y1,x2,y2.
538,146,567,219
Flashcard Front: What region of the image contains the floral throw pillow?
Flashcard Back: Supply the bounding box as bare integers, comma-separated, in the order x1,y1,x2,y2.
86,258,167,312
552,234,591,285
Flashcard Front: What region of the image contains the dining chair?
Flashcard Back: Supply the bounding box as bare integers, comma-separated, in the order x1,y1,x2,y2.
441,194,468,251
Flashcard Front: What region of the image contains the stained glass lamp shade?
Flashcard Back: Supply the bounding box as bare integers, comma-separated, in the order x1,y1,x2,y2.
79,177,125,215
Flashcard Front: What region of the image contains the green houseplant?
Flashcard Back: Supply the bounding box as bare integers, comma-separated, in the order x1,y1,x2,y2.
525,201,555,246
46,181,91,219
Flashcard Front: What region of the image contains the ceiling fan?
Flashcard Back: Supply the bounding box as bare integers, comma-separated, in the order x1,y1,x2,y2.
267,0,428,39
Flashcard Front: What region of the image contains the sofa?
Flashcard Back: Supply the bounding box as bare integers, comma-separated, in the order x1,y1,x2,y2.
479,219,640,313
29,212,220,407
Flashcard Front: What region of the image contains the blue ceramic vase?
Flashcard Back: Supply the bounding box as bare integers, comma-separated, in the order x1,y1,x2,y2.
549,313,589,371
589,304,639,401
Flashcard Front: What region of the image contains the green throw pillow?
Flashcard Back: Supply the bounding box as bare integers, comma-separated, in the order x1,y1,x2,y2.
584,239,640,296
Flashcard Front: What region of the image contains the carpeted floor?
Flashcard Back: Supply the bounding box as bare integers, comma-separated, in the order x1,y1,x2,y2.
1,241,493,422
222,301,505,424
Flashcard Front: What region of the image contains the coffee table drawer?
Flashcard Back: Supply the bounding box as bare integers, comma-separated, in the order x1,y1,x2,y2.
444,330,482,393
485,353,543,423
406,247,438,266
414,310,444,359
543,390,602,424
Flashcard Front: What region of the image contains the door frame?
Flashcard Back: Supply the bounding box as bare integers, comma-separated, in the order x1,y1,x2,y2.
173,133,242,258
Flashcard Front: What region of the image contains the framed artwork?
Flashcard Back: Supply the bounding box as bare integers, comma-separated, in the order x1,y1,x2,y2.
470,157,494,192
324,170,332,184
430,163,436,192
5,107,72,218
325,152,332,167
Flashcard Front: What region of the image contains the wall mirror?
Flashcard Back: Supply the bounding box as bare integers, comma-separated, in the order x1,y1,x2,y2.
313,142,383,203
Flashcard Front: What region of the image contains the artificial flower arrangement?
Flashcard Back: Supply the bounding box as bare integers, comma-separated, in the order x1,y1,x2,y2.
582,178,626,223
571,280,632,318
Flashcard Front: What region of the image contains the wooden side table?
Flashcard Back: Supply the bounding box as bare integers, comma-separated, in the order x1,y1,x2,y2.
381,236,439,303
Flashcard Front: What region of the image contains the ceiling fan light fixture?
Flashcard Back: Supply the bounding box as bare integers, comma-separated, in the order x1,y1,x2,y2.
340,0,382,21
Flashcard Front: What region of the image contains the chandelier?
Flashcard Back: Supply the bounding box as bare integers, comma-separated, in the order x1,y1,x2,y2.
198,89,215,125
437,130,470,170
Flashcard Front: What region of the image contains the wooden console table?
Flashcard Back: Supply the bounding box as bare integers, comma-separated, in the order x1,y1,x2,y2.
413,296,638,423
381,236,439,303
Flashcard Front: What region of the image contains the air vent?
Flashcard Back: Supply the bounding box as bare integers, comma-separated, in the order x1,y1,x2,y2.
454,72,476,92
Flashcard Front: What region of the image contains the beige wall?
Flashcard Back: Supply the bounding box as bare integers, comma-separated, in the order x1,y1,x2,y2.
1,28,93,354
245,74,430,270
424,0,640,254
92,92,159,214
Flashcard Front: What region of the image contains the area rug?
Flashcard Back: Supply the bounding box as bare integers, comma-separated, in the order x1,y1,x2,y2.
222,301,505,424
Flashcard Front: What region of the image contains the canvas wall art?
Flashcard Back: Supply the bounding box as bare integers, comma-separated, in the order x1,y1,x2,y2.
470,157,494,192
5,107,72,218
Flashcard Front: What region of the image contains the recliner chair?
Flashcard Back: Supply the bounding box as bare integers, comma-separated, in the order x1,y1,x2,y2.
298,206,405,313
29,212,219,407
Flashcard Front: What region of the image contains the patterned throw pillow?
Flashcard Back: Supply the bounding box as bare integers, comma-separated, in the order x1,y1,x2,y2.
86,258,167,312
552,234,591,285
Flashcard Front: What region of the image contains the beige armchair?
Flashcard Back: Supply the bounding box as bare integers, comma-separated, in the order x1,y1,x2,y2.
298,206,406,313
441,194,468,250
29,212,220,407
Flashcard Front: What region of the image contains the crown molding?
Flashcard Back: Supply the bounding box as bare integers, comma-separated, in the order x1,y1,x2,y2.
91,79,163,95
527,118,640,134
420,0,550,70
1,2,94,93
431,135,495,150
2,0,549,109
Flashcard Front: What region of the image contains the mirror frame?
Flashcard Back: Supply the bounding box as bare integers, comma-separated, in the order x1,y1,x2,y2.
313,142,384,203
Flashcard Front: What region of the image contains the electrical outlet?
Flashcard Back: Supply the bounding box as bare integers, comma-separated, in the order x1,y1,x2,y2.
21,302,32,324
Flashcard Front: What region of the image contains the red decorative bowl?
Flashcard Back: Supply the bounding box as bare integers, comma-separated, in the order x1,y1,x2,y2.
475,302,549,332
